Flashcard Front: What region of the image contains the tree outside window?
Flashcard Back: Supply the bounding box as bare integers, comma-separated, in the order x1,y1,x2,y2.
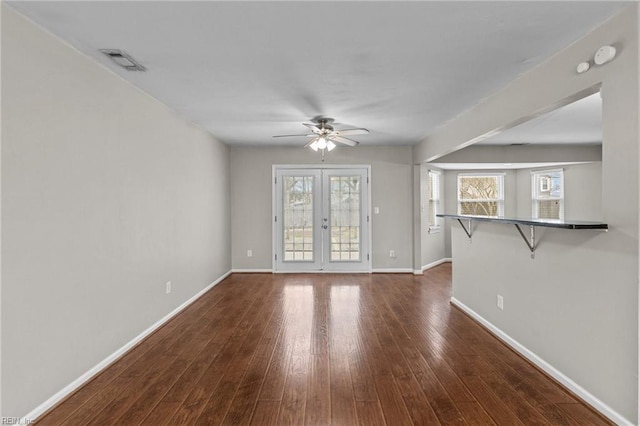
457,174,505,217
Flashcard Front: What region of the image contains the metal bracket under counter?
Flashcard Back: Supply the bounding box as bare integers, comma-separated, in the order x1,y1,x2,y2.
514,224,536,259
456,218,473,241
438,214,608,260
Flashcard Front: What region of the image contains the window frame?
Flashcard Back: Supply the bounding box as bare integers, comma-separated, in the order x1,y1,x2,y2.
457,172,505,217
427,170,441,233
531,168,565,220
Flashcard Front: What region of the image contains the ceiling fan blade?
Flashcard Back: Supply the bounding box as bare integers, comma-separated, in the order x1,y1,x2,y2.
334,128,369,136
332,136,360,147
272,133,316,138
304,137,319,148
303,123,322,133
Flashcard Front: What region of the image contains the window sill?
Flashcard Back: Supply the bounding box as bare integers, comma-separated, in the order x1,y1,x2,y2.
428,225,441,234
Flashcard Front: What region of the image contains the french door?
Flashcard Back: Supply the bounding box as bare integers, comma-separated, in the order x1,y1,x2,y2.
274,167,370,272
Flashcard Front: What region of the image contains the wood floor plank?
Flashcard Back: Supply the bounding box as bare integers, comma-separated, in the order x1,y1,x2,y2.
367,290,462,424
223,290,287,425
326,281,359,425
366,282,442,425
277,352,310,425
111,355,192,425
34,402,82,426
557,403,613,426
461,375,525,426
193,283,281,425
348,348,378,402
304,354,331,425
250,401,281,426
479,373,551,425
111,279,261,425
37,294,209,424
355,401,386,426
456,401,497,425
413,370,467,425
277,283,314,425
394,373,443,425
482,354,583,425
357,292,413,425
34,268,613,426
259,292,302,401
139,401,180,426
373,275,475,404
328,356,357,425
168,281,274,424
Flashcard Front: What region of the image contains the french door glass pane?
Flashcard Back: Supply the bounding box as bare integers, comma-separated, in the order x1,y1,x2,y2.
330,176,361,261
284,176,314,261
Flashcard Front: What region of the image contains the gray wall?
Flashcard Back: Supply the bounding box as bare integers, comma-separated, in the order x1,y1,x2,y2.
230,146,413,271
442,169,518,258
1,6,231,417
443,163,602,257
419,6,638,422
421,165,446,267
516,163,603,221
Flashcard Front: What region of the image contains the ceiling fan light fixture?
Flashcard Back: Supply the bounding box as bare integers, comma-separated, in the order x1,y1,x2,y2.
273,117,368,153
317,137,327,150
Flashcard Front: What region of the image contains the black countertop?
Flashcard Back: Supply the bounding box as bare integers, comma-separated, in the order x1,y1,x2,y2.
436,214,608,230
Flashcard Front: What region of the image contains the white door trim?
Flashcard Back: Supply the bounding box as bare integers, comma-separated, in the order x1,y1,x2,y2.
272,164,372,273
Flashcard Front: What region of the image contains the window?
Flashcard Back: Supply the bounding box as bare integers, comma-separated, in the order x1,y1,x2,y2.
532,169,564,220
457,174,504,216
428,170,440,233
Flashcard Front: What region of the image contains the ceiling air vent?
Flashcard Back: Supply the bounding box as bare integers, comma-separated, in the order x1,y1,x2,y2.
100,49,146,71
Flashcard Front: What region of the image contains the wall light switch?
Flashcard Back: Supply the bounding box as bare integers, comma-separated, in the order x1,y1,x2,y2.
247,250,253,257
497,295,504,310
374,207,380,214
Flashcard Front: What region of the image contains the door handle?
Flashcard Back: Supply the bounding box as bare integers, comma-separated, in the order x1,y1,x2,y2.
322,225,328,229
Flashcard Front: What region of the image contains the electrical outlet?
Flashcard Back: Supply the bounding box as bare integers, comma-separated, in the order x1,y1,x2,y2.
389,250,396,258
247,250,253,257
497,295,504,310
166,281,172,294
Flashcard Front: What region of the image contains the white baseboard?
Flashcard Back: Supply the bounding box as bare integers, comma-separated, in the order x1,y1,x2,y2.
450,297,633,426
421,258,451,272
22,270,232,423
231,269,272,273
274,270,371,274
371,268,413,273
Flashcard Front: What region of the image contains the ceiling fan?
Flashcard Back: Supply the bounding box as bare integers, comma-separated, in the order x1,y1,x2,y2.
273,117,369,152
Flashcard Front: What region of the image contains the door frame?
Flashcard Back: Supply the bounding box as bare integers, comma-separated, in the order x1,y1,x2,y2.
272,164,372,273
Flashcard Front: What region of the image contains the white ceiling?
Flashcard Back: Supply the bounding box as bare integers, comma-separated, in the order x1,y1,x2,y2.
429,93,602,170
478,92,602,145
8,1,627,147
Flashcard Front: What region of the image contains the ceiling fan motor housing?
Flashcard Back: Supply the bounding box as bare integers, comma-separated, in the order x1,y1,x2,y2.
314,118,334,132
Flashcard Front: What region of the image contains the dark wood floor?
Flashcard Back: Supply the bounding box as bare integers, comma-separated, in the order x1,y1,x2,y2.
36,264,611,425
